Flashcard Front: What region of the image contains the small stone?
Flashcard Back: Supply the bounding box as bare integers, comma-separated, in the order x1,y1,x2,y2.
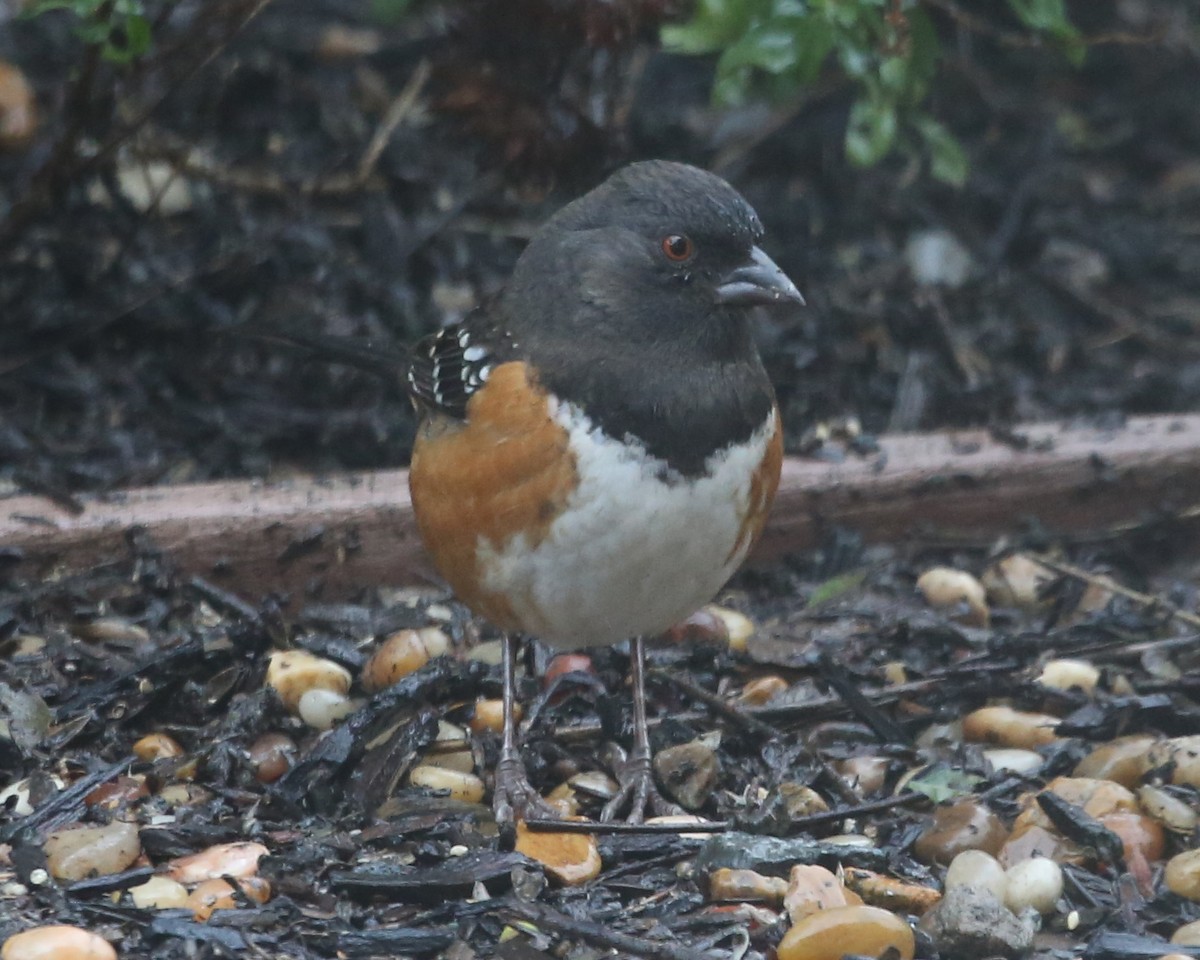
944,850,1007,902
423,721,474,773
981,554,1054,609
1164,849,1200,901
0,60,37,152
470,698,516,735
905,229,974,288
408,766,485,804
1138,785,1198,834
998,824,1077,868
514,821,601,886
1074,735,1159,787
543,653,594,686
1171,918,1200,946
917,567,988,626
166,841,268,884
1100,811,1165,864
187,876,271,921
708,867,788,904
653,739,721,810
1,926,116,960
778,905,915,960
914,798,1008,864
983,749,1045,776
835,755,890,796
266,649,351,713
740,675,788,705
132,733,185,761
708,605,756,652
1036,659,1100,695
361,628,450,692
963,706,1059,748
297,688,358,730
1012,777,1137,835
44,820,141,882
1148,735,1200,789
921,884,1036,960
246,733,296,784
843,868,941,914
129,875,189,909
115,160,192,215
783,864,860,921
1003,857,1063,915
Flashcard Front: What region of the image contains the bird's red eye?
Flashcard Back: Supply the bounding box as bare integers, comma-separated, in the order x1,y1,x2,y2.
661,234,694,262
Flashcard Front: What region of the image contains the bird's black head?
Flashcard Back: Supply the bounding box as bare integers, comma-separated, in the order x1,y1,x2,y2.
502,160,803,358
497,160,802,474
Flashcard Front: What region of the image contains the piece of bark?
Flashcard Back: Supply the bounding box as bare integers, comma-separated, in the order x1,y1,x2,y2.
2,415,1199,603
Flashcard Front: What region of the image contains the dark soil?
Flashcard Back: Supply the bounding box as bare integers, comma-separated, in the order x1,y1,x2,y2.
2,1,1200,958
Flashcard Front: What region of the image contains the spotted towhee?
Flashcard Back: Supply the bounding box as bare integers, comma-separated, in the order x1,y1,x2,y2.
405,160,803,824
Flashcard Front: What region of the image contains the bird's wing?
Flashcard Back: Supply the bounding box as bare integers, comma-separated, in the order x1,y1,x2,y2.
406,313,515,420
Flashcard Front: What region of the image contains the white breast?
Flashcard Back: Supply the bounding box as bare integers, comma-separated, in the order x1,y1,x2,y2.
476,401,776,649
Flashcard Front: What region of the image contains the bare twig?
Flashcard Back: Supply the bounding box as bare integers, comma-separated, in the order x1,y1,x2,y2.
1032,555,1200,630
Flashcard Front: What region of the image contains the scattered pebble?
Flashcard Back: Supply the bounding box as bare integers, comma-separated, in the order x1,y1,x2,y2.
187,876,271,920
981,554,1053,609
1101,811,1165,864
1036,659,1100,695
1074,735,1159,787
315,23,382,61
129,875,189,909
1164,849,1200,901
1,925,116,960
1003,857,1063,915
266,649,351,713
361,628,450,692
297,687,359,730
115,160,193,215
904,228,974,288
914,798,1008,864
1148,735,1200,789
514,821,601,886
1171,918,1200,945
963,705,1060,749
408,765,485,804
0,60,37,151
843,867,941,914
423,721,475,773
999,824,1076,868
983,748,1045,776
1012,777,1137,835
783,864,860,922
543,653,594,686
44,820,141,882
835,755,890,796
470,699,514,734
166,841,268,884
944,849,1008,902
707,605,755,652
653,738,721,810
778,904,915,960
917,567,989,626
132,733,185,761
740,675,788,705
708,867,788,904
921,884,1036,960
246,733,297,783
1137,785,1197,834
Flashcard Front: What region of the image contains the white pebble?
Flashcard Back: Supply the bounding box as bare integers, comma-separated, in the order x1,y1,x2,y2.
1004,857,1063,915
983,748,1045,776
297,688,358,730
945,849,1007,902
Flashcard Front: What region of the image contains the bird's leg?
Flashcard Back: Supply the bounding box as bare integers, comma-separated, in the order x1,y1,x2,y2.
492,633,557,828
601,636,683,824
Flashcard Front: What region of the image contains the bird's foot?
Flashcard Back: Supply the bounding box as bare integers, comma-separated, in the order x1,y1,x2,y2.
600,744,684,824
493,753,559,830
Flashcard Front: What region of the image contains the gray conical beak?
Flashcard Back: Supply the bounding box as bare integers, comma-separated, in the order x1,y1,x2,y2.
716,246,805,307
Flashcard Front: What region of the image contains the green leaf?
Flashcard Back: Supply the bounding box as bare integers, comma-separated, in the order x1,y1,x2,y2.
807,569,868,608
915,116,968,186
720,23,802,75
123,13,152,57
662,0,764,54
845,96,897,166
904,764,985,804
1007,0,1084,64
